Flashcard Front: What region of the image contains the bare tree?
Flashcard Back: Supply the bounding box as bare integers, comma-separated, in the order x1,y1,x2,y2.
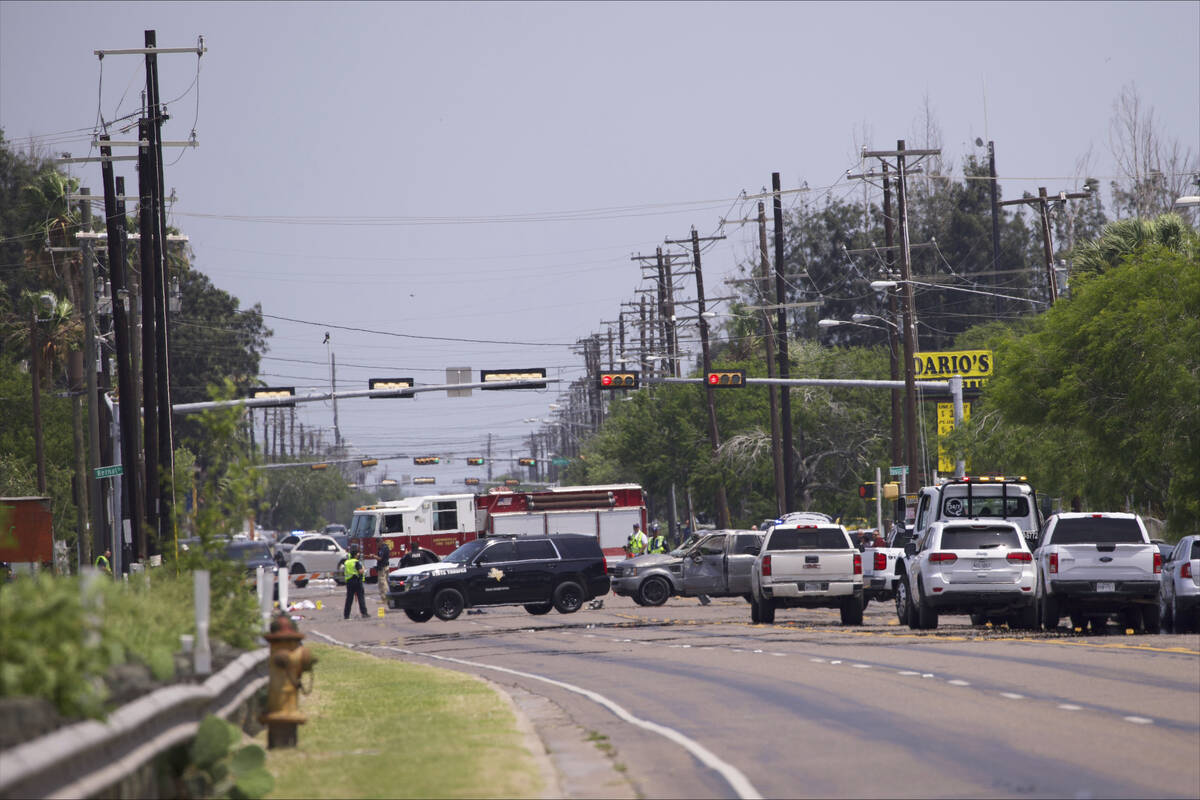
1109,83,1199,220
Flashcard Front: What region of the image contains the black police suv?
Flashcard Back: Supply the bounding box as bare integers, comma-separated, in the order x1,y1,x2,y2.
385,533,610,622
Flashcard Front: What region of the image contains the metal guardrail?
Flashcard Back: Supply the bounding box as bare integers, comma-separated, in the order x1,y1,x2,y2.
0,648,269,800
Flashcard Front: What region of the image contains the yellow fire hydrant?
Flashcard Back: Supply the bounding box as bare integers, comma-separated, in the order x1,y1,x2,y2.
260,613,316,749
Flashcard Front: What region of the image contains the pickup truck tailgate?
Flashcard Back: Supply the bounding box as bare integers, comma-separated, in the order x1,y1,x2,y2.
763,550,858,595
1054,544,1155,581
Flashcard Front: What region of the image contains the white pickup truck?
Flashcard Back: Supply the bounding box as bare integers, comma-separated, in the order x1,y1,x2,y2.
911,477,1043,548
861,527,913,604
749,518,863,625
1035,512,1162,633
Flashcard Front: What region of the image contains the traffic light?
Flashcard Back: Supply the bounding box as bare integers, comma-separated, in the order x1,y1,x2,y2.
413,477,436,485
858,482,876,500
480,368,547,390
518,457,536,466
504,478,520,486
360,458,378,467
598,371,639,390
706,369,746,388
250,386,296,407
369,377,415,398
311,463,329,471
882,482,900,500
413,456,440,466
466,457,485,466
464,477,481,486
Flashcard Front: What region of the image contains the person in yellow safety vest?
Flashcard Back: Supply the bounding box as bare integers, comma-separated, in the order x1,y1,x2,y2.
343,547,369,620
627,523,649,557
647,523,666,554
95,549,112,576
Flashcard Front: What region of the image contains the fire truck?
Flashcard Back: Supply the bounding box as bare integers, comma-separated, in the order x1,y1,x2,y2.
348,484,646,578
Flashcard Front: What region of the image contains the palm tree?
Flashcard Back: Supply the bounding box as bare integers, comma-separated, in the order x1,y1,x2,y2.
1069,212,1199,278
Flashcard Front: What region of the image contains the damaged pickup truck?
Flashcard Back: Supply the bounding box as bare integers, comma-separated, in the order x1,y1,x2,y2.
610,530,763,606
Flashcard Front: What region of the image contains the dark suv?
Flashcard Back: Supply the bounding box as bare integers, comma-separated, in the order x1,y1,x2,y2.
385,534,610,622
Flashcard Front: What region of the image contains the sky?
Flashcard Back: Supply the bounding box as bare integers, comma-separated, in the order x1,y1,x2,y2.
2,1,1198,492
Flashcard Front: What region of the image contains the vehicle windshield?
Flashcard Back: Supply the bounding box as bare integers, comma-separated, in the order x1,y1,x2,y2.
670,534,704,556
940,526,1022,549
332,535,349,550
349,514,375,537
942,495,1030,519
1050,517,1144,545
225,542,272,562
1192,540,1200,560
766,527,850,550
441,539,488,564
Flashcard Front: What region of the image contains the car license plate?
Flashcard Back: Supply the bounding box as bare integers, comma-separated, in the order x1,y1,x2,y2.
973,559,989,569
804,582,823,592
1096,581,1116,593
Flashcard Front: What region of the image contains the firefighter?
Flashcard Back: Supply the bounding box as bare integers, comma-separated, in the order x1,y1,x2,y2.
343,547,368,620
647,523,666,554
95,549,112,576
627,523,648,557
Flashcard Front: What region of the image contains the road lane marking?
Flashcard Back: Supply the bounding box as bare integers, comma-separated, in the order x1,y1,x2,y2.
1000,692,1024,700
851,664,871,669
897,670,920,675
1058,704,1082,711
310,630,764,800
948,679,970,686
1123,716,1154,724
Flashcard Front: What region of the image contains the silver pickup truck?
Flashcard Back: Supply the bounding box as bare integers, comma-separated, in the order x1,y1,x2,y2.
610,530,763,606
750,520,864,625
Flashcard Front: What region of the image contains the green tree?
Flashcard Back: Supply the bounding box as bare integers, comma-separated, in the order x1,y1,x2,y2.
951,242,1199,531
259,463,350,531
1068,212,1199,280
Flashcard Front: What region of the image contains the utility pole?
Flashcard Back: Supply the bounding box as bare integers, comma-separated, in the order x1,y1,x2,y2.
757,201,785,516
101,142,143,566
772,172,795,511
999,186,1089,304
988,142,1002,316
882,166,903,469
137,117,160,544
80,189,105,560
665,228,730,528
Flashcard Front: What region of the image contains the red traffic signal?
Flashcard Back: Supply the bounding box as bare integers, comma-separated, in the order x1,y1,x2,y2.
599,371,639,389
518,457,536,466
858,483,876,500
706,369,746,387
413,456,440,466
466,457,485,466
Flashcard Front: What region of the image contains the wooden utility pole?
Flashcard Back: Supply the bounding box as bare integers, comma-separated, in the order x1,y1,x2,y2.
757,201,785,516
101,146,143,565
999,186,1089,303
987,141,1002,316
772,172,795,511
881,166,903,469
137,116,160,542
80,188,105,560
861,142,941,489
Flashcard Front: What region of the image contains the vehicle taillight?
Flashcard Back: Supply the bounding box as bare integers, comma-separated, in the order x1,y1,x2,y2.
853,553,862,575
1153,551,1162,575
1049,552,1058,574
1183,562,1192,579
874,551,887,571
928,552,957,563
602,558,608,574
762,554,772,577
1006,552,1033,562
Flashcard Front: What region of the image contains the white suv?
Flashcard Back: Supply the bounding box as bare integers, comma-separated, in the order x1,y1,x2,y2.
896,520,1036,630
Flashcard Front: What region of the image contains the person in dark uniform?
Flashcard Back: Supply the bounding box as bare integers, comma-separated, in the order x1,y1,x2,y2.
400,540,434,568
376,539,391,600
343,547,368,619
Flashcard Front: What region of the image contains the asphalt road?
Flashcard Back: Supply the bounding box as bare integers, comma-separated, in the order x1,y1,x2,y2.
296,583,1199,799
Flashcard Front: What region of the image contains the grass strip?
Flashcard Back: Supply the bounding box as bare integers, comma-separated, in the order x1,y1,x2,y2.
261,643,543,799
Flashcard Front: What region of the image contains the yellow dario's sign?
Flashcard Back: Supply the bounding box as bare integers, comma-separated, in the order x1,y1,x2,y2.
913,350,993,389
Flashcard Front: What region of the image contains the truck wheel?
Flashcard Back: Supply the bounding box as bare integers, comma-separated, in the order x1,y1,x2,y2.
916,581,938,630
638,576,671,607
1159,593,1173,633
861,595,870,610
1141,603,1161,634
524,602,553,615
840,596,864,626
895,579,915,629
404,608,433,623
750,597,761,623
433,587,464,621
969,612,987,626
743,594,754,604
1040,593,1060,631
760,597,776,624
553,581,585,614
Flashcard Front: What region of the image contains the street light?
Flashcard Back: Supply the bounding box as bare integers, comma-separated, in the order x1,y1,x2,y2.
852,313,898,329
872,278,1044,306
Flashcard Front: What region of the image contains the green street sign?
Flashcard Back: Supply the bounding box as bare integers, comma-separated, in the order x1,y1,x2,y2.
94,464,124,479
551,457,570,468
888,466,908,477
